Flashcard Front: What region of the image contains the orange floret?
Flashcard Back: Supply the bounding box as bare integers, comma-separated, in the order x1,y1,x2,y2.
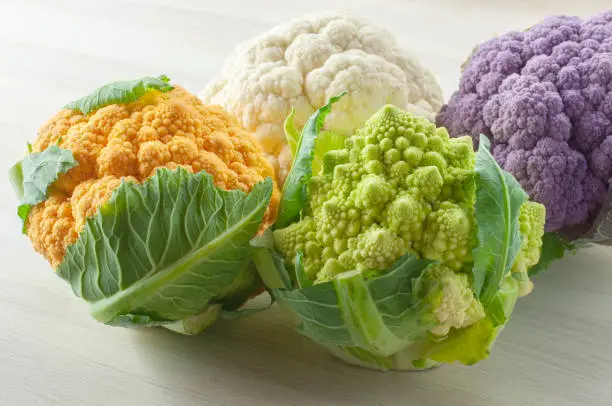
29,85,280,268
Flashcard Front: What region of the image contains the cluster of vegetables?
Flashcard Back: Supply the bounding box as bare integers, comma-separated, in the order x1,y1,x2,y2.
9,12,611,370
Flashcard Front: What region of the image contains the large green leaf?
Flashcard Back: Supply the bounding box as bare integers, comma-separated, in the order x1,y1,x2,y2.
268,254,434,355
57,168,273,330
472,135,527,307
275,93,346,229
64,75,173,115
8,145,77,233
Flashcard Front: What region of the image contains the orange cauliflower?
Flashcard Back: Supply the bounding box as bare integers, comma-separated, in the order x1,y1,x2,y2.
27,83,280,269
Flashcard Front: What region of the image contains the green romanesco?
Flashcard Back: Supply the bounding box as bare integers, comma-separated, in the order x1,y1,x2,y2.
273,105,544,336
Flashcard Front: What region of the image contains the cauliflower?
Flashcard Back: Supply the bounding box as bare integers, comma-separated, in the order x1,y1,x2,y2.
273,104,542,331
201,13,443,184
10,76,280,334
437,11,612,237
253,100,546,370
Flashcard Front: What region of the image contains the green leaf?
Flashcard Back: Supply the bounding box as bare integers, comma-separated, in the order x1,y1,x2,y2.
284,107,346,176
8,145,78,233
425,317,499,365
312,131,346,176
472,135,527,307
487,276,519,326
529,232,576,276
275,93,346,229
57,168,273,330
64,75,173,115
294,251,312,289
283,108,300,157
364,256,436,341
275,281,354,346
107,313,173,328
271,254,433,355
108,304,223,335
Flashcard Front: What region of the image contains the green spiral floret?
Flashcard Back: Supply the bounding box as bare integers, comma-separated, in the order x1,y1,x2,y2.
272,105,545,336
423,265,486,337
511,201,547,296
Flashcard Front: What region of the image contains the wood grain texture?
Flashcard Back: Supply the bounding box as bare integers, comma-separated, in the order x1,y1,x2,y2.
1,1,611,405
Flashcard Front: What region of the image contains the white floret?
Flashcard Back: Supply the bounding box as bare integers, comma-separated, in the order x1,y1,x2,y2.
200,13,443,184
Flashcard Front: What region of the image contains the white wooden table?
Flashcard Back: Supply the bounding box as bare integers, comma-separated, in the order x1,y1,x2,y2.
1,1,611,405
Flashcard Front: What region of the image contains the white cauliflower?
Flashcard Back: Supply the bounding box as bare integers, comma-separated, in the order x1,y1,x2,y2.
201,13,444,185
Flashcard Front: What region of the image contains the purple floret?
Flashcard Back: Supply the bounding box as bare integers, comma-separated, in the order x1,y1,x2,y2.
497,138,606,231
438,11,612,232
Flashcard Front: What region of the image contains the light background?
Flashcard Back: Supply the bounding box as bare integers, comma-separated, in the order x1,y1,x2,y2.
1,1,611,405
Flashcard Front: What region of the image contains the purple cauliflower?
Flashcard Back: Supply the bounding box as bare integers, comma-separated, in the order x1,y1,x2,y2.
437,11,612,234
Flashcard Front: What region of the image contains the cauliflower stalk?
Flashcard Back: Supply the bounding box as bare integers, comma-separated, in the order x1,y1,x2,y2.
201,13,443,185
9,76,280,334
437,11,612,245
252,98,546,370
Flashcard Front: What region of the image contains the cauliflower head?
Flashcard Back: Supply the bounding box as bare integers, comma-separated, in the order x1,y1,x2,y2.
26,82,280,269
437,11,612,233
272,105,545,336
201,13,443,184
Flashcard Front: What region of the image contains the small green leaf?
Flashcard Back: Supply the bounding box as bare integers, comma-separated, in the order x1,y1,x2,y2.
107,314,173,328
64,75,173,115
9,145,77,233
529,232,576,276
108,304,224,335
283,108,299,157
472,135,527,307
487,276,519,326
57,168,273,330
312,131,346,176
294,252,312,289
334,346,394,370
425,317,499,365
275,93,346,229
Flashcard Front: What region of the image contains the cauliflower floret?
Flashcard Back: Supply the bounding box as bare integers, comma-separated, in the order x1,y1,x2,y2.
201,13,443,184
28,86,281,268
437,11,612,232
